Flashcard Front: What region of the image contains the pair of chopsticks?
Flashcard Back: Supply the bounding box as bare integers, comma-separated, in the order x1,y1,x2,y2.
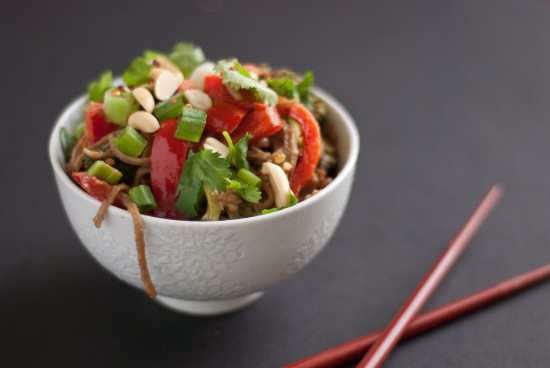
285,185,550,368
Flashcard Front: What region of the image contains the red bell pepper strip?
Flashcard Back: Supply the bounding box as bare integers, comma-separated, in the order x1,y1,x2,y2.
287,105,321,195
231,105,283,144
72,172,112,201
203,75,257,108
205,101,248,134
151,119,188,219
84,102,120,146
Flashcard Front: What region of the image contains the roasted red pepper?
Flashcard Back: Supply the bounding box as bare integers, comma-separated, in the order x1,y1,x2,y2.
203,75,257,108
287,105,321,195
205,101,248,134
231,105,283,143
84,102,120,146
151,119,188,219
72,172,112,201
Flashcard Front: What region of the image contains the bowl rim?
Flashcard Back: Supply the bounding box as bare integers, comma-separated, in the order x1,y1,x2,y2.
48,87,360,227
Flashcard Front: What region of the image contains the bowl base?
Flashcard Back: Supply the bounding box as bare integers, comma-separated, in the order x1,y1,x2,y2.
155,292,265,316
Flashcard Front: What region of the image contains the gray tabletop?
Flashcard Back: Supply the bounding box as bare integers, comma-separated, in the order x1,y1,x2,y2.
2,0,550,367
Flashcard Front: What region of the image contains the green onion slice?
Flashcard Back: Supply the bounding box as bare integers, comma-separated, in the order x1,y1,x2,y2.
237,168,261,188
174,106,207,142
103,88,139,126
153,94,184,121
87,160,123,185
128,185,157,212
114,126,148,158
75,122,85,140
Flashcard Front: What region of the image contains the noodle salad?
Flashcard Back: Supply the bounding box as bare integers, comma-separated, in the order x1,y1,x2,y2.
61,42,337,296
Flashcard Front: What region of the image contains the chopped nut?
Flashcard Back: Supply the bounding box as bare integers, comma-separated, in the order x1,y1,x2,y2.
272,152,286,164
282,162,293,172
105,158,115,166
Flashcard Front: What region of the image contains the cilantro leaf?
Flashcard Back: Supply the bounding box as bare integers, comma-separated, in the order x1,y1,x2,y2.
296,71,314,106
232,133,252,170
122,57,152,86
175,150,231,217
88,70,112,102
215,59,278,106
267,76,298,100
227,179,261,203
169,42,206,77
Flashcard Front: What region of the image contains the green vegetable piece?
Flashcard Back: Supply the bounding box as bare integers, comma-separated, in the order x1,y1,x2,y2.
60,127,76,163
174,106,207,142
75,122,85,140
227,179,261,203
114,126,147,158
237,168,261,188
261,208,280,215
175,150,231,217
267,76,298,100
87,160,123,185
144,49,168,62
222,131,252,170
103,88,139,126
153,94,184,121
88,71,113,102
261,191,299,215
215,59,278,106
296,71,314,106
122,57,152,86
169,42,206,77
128,185,157,212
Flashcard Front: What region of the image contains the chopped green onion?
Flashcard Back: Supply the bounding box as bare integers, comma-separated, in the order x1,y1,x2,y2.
174,106,207,142
122,57,152,86
237,168,261,187
169,42,206,77
103,88,139,126
128,185,157,212
114,126,148,157
60,127,76,163
87,160,123,185
75,122,85,140
153,94,183,121
88,70,113,102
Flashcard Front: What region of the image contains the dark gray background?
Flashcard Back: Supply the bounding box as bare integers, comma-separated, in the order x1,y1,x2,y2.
1,0,549,367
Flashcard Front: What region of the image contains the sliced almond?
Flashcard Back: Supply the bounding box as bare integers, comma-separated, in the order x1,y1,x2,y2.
128,111,160,133
132,87,155,113
183,89,213,110
154,70,184,101
203,137,229,158
262,162,291,208
189,61,215,90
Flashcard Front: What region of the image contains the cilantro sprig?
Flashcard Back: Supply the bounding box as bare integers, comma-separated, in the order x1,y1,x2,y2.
267,71,314,106
175,150,231,217
215,59,278,106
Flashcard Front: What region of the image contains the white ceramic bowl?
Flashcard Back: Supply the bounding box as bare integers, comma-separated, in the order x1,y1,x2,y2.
49,88,359,315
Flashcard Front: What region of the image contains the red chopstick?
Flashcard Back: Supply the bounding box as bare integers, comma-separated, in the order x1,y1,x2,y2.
284,263,550,368
356,185,503,368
